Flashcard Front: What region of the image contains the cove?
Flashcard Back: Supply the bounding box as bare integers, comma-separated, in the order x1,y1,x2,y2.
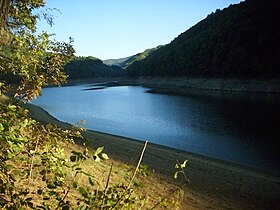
32,84,280,175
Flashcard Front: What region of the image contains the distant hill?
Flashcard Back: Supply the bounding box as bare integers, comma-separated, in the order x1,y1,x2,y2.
64,56,126,79
119,46,163,69
103,56,131,67
127,0,280,79
103,46,163,69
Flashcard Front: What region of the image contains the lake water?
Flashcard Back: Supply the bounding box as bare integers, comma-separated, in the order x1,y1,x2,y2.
32,84,280,175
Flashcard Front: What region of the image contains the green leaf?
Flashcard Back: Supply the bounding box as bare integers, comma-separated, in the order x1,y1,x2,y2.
174,171,179,179
94,146,104,156
47,183,57,189
8,105,17,110
56,195,62,201
181,160,188,168
3,164,13,172
100,153,109,160
93,155,101,162
77,205,87,210
72,181,78,189
0,123,4,131
78,187,88,198
7,151,14,159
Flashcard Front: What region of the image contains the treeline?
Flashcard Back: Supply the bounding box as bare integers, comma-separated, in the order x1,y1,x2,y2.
64,56,126,79
127,0,280,79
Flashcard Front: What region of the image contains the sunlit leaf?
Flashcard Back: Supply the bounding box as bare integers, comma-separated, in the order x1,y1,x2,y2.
181,160,188,168
100,153,109,160
94,146,104,156
93,155,101,162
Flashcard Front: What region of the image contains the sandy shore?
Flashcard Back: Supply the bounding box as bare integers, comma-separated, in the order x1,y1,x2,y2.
24,103,280,210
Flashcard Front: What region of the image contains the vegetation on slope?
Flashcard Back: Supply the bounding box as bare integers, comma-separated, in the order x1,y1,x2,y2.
103,46,163,69
119,46,163,69
65,56,126,79
103,56,131,67
127,0,280,79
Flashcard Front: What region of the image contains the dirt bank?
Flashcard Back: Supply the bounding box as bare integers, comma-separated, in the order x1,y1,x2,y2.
24,103,280,210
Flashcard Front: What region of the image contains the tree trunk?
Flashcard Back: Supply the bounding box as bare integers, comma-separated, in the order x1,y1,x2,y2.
0,0,12,46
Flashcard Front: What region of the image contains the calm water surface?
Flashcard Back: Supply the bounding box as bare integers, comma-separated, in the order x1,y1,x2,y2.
33,84,280,174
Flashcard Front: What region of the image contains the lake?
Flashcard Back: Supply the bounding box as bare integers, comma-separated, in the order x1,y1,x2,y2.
32,84,280,175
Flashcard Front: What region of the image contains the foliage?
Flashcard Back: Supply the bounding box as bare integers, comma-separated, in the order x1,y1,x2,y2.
174,160,189,183
127,0,280,79
0,103,82,208
0,0,74,101
0,104,146,209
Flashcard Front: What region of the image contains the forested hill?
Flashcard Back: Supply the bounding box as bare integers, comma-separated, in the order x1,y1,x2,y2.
127,0,280,79
103,46,162,69
119,46,163,69
64,56,125,79
103,56,131,67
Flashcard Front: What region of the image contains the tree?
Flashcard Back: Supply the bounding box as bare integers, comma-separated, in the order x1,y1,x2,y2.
0,1,118,208
0,0,74,101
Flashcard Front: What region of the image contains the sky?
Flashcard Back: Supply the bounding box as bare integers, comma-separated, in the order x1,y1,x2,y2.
36,0,243,60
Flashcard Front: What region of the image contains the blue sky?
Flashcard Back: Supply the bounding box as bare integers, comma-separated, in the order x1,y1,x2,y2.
37,0,243,60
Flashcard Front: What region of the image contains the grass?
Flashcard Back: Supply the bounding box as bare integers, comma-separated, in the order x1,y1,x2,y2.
63,141,184,209
17,139,184,209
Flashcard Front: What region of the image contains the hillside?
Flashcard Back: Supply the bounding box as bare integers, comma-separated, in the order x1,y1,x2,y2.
103,46,162,69
103,56,131,67
64,56,126,79
127,0,280,79
119,46,163,69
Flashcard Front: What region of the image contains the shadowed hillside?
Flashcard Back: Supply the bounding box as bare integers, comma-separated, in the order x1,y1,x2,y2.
127,0,280,79
65,56,126,79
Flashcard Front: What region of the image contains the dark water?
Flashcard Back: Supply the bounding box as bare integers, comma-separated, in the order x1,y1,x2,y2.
32,84,280,175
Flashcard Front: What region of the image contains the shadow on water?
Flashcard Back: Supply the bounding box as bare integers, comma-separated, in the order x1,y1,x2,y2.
82,81,121,91
147,87,280,174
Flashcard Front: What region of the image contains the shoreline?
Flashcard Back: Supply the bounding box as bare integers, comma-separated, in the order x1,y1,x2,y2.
67,77,280,94
24,103,276,177
133,77,280,93
24,102,280,209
